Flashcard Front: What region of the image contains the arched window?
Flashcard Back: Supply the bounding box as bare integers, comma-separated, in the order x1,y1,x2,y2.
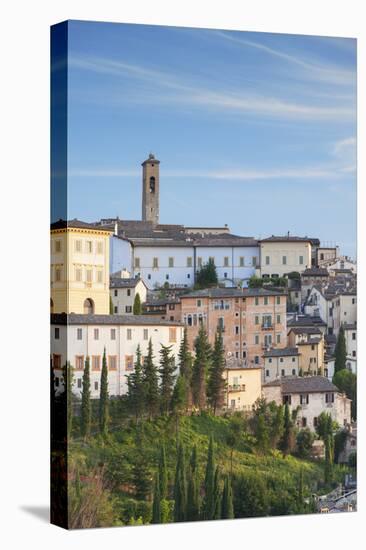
50,298,54,314
149,176,155,193
83,298,94,314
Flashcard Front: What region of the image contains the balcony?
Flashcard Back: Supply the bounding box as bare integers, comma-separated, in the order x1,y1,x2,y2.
228,384,246,392
261,323,273,330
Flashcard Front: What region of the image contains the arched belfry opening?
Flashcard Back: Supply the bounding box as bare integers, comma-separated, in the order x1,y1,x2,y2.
83,298,94,314
142,153,160,224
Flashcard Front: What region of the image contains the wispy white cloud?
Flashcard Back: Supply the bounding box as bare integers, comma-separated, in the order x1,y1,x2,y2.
214,31,356,87
69,56,354,121
331,136,356,173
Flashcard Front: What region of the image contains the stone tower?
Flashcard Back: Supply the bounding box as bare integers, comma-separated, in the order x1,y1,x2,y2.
142,153,160,224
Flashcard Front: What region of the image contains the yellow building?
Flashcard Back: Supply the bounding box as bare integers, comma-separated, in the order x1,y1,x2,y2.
51,219,113,314
224,365,262,411
288,327,325,375
259,236,313,277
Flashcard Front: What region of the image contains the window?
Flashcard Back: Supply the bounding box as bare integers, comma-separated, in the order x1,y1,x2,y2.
239,256,244,267
54,327,60,340
292,369,296,375
224,256,229,267
235,326,239,335
252,257,257,266
77,378,82,389
94,381,99,391
169,327,177,343
292,357,296,362
125,306,132,313
110,329,116,340
97,271,103,283
148,274,151,280
75,240,82,252
55,240,61,253
187,257,193,267
280,357,284,363
276,314,281,324
77,328,82,340
299,255,304,265
153,257,159,268
282,256,287,265
149,176,155,192
325,393,335,403
300,394,309,405
255,297,259,306
268,358,272,363
313,417,318,427
108,356,117,370
276,296,281,305
276,334,281,344
94,328,99,340
352,332,356,340
311,344,315,351
55,268,61,282
264,296,268,305
166,274,169,280
264,334,272,347
197,299,202,307
224,272,228,278
352,351,356,357
75,355,84,370
265,256,270,265
254,356,259,364
209,256,215,263
114,289,118,297
265,369,269,377
352,298,355,305
218,317,225,331
127,289,131,297
197,257,202,267
86,269,92,283
125,355,134,371
127,329,132,340
168,257,174,268
86,241,93,253
283,395,292,405
143,329,148,340
135,257,140,268
75,268,82,282
83,299,94,314
97,241,103,254
114,306,118,314
255,315,259,325
187,274,190,279
301,417,307,427
281,369,285,376
92,356,101,370
53,354,61,369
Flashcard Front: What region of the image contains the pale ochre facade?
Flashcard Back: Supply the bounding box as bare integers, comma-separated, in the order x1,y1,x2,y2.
51,226,112,314
224,367,262,411
260,240,312,277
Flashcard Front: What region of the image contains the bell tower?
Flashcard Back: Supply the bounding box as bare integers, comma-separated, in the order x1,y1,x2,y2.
142,153,160,224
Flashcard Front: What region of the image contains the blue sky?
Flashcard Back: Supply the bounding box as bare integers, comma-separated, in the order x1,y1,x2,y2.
63,20,357,257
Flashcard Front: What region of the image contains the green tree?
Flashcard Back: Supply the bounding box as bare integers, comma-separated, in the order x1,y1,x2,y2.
159,443,168,500
226,415,243,475
173,442,187,522
186,446,200,521
99,348,109,436
297,468,304,512
126,345,145,421
192,325,211,410
62,361,74,440
256,413,270,454
80,356,91,439
195,258,218,289
334,325,347,374
296,428,315,458
132,453,151,500
203,435,216,520
280,403,294,456
324,435,333,485
233,474,269,518
133,292,142,315
333,369,357,420
248,275,263,288
158,344,176,415
142,339,160,420
221,475,234,519
152,471,161,524
109,295,114,314
269,402,284,448
213,466,221,519
171,375,187,417
207,328,226,414
178,328,193,409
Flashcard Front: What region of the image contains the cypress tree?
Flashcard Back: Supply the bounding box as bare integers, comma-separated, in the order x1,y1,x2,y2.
142,339,160,420
132,453,151,500
80,356,91,439
187,445,200,521
171,375,187,416
213,467,221,520
297,468,304,512
99,348,109,436
324,435,333,485
192,325,211,410
178,328,193,409
127,345,144,421
152,471,162,524
174,442,187,522
159,344,176,415
256,413,270,454
281,403,294,456
207,328,226,415
221,475,234,519
203,435,216,520
159,443,168,500
63,361,74,440
334,325,347,373
133,292,142,315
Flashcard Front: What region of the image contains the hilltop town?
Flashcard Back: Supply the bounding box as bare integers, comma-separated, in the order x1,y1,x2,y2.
51,154,357,525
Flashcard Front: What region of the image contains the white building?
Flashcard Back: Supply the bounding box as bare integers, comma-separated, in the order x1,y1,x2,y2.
51,313,184,398
325,256,357,275
262,347,300,383
344,323,357,374
262,376,352,431
110,276,148,314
